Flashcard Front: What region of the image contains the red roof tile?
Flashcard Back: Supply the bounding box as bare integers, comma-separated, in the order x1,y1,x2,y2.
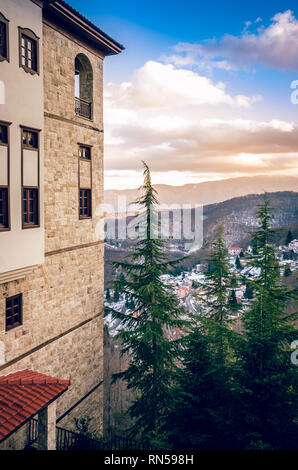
0,369,70,443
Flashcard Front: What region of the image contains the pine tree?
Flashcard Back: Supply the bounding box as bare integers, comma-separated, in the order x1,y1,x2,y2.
113,288,120,302
284,266,291,277
166,229,241,449
234,194,298,449
229,289,238,310
105,162,187,444
286,230,294,246
198,227,238,368
106,288,111,302
235,255,242,270
243,284,253,300
165,320,238,449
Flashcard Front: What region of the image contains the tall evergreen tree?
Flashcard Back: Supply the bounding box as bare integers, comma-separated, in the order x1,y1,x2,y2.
105,162,187,444
229,289,238,310
166,228,241,449
113,288,120,302
286,230,294,246
235,255,242,270
165,320,238,449
199,227,238,369
243,284,253,300
234,194,298,449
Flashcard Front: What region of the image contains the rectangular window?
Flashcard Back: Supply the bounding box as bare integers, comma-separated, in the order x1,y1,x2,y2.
79,189,91,218
22,129,38,148
0,13,9,61
0,188,8,229
6,294,22,331
21,34,37,71
23,188,38,226
0,121,9,231
21,126,40,228
19,27,39,74
0,21,7,59
0,124,8,144
79,145,91,160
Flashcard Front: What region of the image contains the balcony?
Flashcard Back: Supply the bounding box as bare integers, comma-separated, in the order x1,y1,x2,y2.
74,97,92,120
27,418,162,450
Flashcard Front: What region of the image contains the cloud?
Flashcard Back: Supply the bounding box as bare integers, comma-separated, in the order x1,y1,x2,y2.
104,60,298,188
172,10,298,72
104,61,260,109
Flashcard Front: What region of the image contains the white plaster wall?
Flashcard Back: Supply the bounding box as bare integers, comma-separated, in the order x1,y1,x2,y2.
0,0,44,275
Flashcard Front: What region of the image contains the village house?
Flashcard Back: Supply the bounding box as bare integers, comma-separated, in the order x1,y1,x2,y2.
0,0,123,450
228,247,243,256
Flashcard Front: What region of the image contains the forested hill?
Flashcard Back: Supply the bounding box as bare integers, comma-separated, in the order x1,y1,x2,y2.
104,191,298,285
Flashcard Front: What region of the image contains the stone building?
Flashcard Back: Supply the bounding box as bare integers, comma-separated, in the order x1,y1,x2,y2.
0,0,123,449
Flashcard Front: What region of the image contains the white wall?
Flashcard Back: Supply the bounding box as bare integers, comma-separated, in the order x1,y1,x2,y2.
0,0,44,275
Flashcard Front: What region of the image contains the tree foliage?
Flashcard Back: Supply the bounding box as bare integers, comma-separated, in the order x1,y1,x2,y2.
105,162,187,443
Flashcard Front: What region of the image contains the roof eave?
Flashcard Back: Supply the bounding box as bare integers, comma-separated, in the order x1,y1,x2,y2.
44,0,124,56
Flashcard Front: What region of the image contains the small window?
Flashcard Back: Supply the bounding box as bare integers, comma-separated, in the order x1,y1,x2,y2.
23,188,38,226
0,124,8,144
79,145,91,160
0,188,8,229
18,27,39,75
79,189,91,218
0,12,9,62
6,294,22,331
22,129,38,148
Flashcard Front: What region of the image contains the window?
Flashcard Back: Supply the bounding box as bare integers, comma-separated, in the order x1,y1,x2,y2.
18,27,39,74
0,123,8,144
0,188,8,229
22,129,38,148
78,144,92,219
6,294,22,331
74,54,93,119
0,12,9,62
21,127,40,228
23,188,38,226
79,189,91,218
79,145,91,160
0,121,10,231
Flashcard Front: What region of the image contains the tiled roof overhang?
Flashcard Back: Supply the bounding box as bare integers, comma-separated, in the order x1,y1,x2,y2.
43,0,124,56
0,369,70,443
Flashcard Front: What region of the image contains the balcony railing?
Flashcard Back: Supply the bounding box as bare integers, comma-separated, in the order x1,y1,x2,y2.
74,97,92,120
27,418,161,450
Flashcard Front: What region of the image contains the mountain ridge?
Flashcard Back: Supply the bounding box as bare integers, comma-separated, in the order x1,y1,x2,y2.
105,175,298,208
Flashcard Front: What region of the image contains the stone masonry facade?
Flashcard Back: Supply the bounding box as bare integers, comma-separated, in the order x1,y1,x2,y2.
0,19,106,444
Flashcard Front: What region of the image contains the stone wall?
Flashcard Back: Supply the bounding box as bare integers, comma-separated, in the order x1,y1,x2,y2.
0,21,105,448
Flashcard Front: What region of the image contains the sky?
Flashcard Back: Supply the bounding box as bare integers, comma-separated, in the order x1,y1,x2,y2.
67,0,298,189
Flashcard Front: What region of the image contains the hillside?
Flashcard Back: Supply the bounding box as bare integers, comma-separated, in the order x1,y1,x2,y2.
105,175,298,209
104,191,298,285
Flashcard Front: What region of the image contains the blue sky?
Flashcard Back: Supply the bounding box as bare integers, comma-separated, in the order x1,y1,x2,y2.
67,1,298,188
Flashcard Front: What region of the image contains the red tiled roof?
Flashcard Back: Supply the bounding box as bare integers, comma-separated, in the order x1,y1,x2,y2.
0,369,70,443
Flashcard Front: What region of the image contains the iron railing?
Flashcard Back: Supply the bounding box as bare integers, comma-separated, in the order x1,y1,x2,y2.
74,97,92,119
27,418,157,450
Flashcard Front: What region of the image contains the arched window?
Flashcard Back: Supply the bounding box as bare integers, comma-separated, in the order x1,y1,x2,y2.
74,54,93,119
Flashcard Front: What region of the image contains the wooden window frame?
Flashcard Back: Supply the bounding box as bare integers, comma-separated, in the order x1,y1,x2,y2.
6,294,23,332
78,144,92,219
23,187,39,226
21,126,41,229
0,121,11,232
79,188,92,219
0,12,9,62
79,144,91,160
18,27,39,75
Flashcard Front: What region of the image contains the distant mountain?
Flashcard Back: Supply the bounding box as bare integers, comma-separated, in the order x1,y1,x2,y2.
105,175,298,209
104,191,298,285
